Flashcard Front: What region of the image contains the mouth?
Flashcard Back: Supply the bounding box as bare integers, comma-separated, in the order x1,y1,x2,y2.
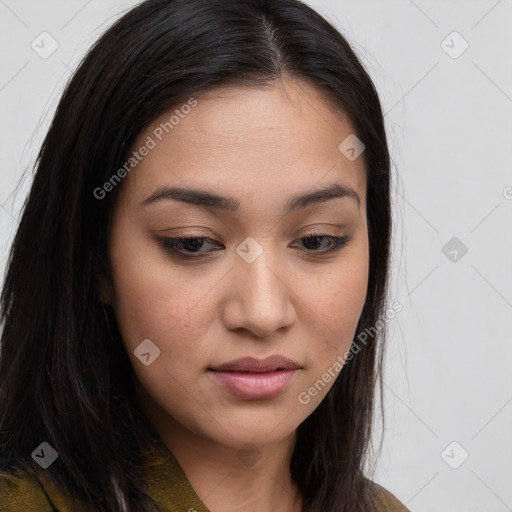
208,356,301,400
209,355,301,373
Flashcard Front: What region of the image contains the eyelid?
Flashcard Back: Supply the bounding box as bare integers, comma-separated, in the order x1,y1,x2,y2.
159,224,347,238
156,231,352,259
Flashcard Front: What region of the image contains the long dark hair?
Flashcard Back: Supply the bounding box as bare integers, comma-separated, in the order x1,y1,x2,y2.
0,0,391,510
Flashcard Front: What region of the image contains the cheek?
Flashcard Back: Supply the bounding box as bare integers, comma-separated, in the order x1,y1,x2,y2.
107,225,193,352
299,245,369,377
107,227,220,400
109,259,168,350
315,251,369,336
308,284,367,372
327,266,368,333
108,246,206,417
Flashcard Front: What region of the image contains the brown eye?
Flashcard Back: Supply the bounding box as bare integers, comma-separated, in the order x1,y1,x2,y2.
157,236,221,258
156,232,352,261
295,234,351,253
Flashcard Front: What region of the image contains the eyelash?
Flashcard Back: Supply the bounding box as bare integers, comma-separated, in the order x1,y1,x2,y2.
157,232,352,259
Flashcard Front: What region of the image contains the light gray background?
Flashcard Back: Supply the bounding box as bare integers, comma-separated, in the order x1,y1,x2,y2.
1,1,511,510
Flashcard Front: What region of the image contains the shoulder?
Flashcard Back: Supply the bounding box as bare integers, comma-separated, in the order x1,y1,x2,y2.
0,466,84,512
366,479,411,512
0,468,54,511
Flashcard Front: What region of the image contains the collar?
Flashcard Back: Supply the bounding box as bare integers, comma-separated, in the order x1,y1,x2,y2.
141,436,210,512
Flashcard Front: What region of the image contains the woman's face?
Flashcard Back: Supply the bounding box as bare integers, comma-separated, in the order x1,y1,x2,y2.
104,78,369,450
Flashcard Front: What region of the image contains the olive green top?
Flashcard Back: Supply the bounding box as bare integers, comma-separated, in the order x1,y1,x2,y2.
0,438,410,511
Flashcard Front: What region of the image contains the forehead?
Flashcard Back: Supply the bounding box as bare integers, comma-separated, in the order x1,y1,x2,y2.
119,78,367,211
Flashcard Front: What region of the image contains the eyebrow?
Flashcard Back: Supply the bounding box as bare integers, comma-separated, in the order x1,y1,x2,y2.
139,182,360,213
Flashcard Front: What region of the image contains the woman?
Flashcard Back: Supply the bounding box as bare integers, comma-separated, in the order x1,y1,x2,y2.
0,0,409,510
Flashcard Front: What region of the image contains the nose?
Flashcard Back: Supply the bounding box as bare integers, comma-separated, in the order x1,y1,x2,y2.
221,247,296,338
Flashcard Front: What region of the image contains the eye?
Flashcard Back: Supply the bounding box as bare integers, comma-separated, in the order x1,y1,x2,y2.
156,232,352,260
157,236,221,258
293,232,352,254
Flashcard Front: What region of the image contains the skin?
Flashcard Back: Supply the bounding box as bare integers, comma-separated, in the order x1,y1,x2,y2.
102,77,369,512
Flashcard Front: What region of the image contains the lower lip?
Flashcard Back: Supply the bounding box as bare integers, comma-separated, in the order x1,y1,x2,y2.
209,369,297,400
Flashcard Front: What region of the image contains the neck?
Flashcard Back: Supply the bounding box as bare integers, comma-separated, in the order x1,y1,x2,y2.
134,380,303,512
167,425,302,512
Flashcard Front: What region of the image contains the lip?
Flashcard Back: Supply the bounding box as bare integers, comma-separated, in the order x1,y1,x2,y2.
209,369,297,400
208,356,301,400
209,355,300,373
